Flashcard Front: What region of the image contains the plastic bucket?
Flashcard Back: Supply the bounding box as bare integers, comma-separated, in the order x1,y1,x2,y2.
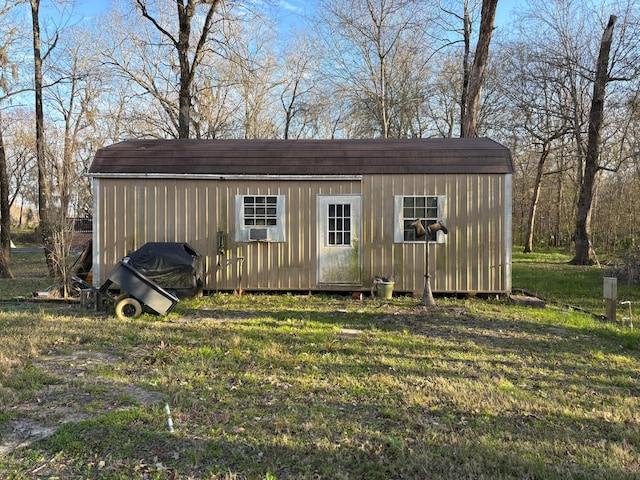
376,281,394,299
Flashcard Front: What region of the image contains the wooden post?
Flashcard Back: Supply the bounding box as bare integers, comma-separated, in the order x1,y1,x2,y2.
603,277,617,321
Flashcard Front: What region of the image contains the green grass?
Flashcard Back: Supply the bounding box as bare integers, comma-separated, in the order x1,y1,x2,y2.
512,247,640,315
10,228,41,248
0,248,639,479
0,253,53,299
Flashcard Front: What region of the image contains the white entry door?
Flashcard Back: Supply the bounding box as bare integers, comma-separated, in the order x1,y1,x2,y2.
317,195,362,285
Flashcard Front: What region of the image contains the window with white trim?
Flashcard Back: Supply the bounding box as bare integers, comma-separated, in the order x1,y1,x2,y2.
235,195,285,242
394,195,446,243
244,196,278,226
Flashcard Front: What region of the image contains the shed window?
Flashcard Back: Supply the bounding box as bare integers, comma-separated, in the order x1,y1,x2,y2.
235,195,285,242
327,203,352,245
394,195,446,243
243,196,278,226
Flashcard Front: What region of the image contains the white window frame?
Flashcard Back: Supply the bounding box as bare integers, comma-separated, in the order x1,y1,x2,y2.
394,195,447,244
235,194,286,242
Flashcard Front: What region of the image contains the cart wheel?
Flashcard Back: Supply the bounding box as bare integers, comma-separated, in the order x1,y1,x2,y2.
115,297,143,320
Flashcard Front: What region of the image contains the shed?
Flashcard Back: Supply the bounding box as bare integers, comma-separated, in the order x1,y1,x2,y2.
88,138,513,296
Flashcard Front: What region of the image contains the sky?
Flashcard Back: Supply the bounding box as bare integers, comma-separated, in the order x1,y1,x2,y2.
68,0,525,29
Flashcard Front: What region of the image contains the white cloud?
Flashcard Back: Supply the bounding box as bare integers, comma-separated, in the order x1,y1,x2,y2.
278,0,304,14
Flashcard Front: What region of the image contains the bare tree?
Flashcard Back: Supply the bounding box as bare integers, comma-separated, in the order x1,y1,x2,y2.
5,110,39,224
228,20,280,139
276,33,317,139
435,0,481,136
0,122,12,278
30,0,91,293
571,15,617,264
0,0,24,278
48,27,99,219
458,0,474,134
190,62,237,139
30,0,60,277
134,0,223,139
499,35,573,252
422,54,461,137
460,0,498,137
317,0,430,138
498,0,640,254
461,0,498,137
522,131,570,253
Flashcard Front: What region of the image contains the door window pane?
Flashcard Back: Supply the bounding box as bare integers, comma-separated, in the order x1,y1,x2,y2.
328,203,351,245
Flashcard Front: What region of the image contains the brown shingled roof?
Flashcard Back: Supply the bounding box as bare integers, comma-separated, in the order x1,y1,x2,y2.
88,138,514,175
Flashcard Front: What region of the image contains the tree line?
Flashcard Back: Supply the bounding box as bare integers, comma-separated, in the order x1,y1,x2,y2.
1,0,639,285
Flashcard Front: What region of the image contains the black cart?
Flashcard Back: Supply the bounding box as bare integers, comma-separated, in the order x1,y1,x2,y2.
98,260,179,320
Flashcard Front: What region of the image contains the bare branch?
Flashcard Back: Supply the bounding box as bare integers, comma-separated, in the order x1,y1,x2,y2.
136,0,178,46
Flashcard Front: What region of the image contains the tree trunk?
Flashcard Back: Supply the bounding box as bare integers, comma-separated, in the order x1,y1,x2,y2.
552,157,564,247
571,15,616,265
0,124,13,279
176,0,193,139
523,147,551,253
137,0,221,139
461,0,498,137
524,125,570,253
30,0,55,277
459,0,471,136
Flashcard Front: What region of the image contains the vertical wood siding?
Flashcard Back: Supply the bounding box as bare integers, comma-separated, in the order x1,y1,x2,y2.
360,173,510,294
95,178,362,292
94,173,510,294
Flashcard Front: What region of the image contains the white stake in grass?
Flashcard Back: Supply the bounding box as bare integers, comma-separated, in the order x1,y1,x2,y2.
165,403,175,433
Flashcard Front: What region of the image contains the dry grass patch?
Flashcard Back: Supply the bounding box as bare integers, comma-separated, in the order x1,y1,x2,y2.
1,250,640,478
0,294,638,479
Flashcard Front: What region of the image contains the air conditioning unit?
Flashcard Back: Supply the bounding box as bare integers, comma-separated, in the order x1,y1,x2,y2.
249,228,268,241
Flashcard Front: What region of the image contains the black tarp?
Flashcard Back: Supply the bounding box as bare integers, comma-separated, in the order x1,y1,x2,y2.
126,242,202,298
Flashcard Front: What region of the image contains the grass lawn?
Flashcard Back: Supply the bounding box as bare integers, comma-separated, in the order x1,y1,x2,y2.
0,248,639,479
511,247,639,314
